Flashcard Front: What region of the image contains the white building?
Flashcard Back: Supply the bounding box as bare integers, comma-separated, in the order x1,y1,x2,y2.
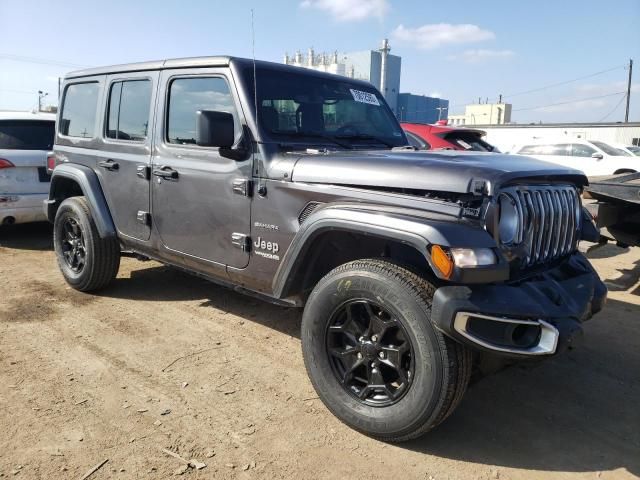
476,122,640,153
284,39,402,112
449,103,513,126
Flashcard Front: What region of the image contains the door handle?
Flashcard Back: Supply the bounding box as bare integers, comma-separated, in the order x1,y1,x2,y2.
98,159,119,171
152,166,179,180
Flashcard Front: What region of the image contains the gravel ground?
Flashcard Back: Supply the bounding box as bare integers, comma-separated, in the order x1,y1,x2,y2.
1,222,638,480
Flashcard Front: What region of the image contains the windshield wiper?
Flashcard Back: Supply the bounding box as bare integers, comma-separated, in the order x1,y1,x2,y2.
282,131,353,149
334,133,396,148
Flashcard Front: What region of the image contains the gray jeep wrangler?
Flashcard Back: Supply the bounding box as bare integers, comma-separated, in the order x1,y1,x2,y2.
46,56,606,441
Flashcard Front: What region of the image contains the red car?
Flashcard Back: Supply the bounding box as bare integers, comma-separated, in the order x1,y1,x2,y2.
401,121,499,152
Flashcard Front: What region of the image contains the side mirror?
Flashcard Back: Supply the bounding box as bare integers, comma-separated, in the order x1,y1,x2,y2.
591,152,604,160
196,110,234,148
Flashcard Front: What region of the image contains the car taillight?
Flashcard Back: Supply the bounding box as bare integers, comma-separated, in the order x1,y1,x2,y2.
0,158,15,169
47,154,57,172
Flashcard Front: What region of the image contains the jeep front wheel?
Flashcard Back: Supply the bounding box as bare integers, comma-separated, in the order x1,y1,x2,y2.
301,259,471,442
53,196,120,292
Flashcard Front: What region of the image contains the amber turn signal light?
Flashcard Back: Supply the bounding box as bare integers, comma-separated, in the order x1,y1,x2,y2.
431,245,453,279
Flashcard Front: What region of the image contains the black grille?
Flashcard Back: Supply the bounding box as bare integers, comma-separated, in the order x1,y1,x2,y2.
502,185,581,266
298,202,322,225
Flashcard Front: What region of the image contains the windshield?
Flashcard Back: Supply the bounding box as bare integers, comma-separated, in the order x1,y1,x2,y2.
627,145,640,156
591,140,632,156
0,120,54,150
251,66,406,148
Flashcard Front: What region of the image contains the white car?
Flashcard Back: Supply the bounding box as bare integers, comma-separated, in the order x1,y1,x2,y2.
513,139,637,177
0,111,56,225
613,143,640,157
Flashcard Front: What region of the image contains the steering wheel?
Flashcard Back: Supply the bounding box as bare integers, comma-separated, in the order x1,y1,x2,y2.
335,124,360,136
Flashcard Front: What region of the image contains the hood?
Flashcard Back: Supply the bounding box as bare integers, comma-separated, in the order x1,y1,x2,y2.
290,150,588,194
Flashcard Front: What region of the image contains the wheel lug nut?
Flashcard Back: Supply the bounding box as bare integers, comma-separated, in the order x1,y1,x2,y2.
371,335,378,342
359,336,364,342
356,352,362,359
378,352,385,359
370,362,376,368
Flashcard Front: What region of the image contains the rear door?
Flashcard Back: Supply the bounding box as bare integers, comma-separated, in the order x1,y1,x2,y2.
96,73,158,241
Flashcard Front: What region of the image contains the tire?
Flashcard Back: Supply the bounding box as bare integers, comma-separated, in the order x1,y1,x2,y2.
301,258,472,442
53,196,120,292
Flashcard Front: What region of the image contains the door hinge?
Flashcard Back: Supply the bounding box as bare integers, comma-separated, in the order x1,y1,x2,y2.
232,178,253,197
231,233,251,251
136,165,150,180
136,211,151,225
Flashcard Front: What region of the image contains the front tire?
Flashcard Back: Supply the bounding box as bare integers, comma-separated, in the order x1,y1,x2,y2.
53,196,120,292
301,259,471,441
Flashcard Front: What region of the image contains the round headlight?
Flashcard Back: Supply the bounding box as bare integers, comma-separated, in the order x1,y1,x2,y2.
498,193,520,245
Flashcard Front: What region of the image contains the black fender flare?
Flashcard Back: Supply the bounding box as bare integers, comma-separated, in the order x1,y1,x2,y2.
45,163,116,238
272,204,505,298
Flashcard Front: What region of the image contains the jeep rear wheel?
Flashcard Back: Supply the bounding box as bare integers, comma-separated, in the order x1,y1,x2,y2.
53,197,120,292
301,259,472,442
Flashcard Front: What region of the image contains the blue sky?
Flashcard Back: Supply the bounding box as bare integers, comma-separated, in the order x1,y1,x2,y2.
1,0,639,123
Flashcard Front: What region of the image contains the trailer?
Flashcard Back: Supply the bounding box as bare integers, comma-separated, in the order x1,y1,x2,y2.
585,172,640,248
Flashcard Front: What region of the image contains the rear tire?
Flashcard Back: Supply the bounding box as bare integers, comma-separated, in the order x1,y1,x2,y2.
53,196,120,292
301,258,471,442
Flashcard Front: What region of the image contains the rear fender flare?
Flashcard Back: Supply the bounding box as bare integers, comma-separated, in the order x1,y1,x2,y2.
46,163,116,238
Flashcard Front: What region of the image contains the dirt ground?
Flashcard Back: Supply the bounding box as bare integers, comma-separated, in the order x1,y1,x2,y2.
0,223,638,480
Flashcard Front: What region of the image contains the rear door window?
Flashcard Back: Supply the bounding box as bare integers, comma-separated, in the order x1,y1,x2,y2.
0,120,54,150
106,79,152,141
60,82,100,138
520,144,570,155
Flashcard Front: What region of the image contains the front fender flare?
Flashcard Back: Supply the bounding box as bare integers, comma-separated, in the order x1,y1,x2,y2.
272,204,505,298
46,163,116,238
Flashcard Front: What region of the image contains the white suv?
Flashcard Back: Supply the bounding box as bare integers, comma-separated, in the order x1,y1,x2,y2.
513,139,637,177
0,111,56,226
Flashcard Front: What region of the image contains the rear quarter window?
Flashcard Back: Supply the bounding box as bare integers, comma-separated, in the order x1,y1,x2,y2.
0,120,55,150
60,82,100,138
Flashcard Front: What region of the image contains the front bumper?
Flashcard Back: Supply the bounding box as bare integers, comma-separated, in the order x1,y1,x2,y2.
0,193,48,225
431,252,607,357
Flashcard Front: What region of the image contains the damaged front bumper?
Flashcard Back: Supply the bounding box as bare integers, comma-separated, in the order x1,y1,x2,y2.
431,252,607,357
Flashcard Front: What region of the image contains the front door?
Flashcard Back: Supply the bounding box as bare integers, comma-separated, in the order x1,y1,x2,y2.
151,69,252,268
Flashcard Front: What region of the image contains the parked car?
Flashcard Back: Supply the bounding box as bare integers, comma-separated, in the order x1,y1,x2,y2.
512,139,636,176
0,111,55,226
46,56,605,441
401,122,499,152
612,143,640,156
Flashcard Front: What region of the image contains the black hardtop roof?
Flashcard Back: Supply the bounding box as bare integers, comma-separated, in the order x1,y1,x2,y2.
64,56,376,88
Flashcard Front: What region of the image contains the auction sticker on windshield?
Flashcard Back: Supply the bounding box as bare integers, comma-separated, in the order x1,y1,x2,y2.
350,89,380,106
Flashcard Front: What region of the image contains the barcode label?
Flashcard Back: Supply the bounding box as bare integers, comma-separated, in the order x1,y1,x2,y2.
350,89,380,106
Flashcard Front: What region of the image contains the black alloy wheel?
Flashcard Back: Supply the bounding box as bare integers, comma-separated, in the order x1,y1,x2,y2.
60,217,86,273
53,196,120,292
326,299,413,407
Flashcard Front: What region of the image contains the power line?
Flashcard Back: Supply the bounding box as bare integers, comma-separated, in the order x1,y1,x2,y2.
0,88,37,95
597,93,628,122
512,91,626,112
502,65,626,99
0,54,90,69
448,63,628,109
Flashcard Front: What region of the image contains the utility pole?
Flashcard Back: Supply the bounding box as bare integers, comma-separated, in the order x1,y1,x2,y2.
625,58,633,123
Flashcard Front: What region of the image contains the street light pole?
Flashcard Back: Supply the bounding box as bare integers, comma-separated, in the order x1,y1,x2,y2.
436,107,448,121
37,91,48,112
625,58,633,123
